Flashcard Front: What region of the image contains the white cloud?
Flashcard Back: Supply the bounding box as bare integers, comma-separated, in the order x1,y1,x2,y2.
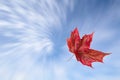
0,0,75,80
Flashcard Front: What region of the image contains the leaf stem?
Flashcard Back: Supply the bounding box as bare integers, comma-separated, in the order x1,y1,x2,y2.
67,55,74,61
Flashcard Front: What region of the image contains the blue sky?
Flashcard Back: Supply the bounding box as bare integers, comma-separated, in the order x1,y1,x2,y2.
0,0,120,80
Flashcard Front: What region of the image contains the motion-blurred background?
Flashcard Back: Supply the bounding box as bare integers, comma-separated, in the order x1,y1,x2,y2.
0,0,120,80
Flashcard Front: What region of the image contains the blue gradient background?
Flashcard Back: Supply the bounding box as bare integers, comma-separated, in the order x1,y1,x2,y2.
0,0,120,80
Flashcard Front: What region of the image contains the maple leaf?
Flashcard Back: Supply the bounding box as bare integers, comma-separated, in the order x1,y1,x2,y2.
67,27,110,68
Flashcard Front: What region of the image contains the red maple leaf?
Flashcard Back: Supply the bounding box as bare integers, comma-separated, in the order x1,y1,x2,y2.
67,28,110,68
